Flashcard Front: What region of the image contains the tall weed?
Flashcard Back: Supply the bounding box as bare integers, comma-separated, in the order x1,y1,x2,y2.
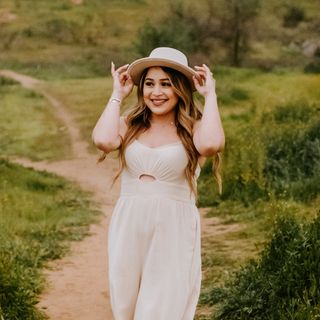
198,100,320,205
212,215,320,319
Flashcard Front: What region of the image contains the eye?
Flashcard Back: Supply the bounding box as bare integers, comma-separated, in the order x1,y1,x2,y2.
144,81,154,87
162,82,171,87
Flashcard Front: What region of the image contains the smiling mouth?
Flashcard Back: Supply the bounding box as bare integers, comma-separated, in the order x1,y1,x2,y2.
151,99,168,106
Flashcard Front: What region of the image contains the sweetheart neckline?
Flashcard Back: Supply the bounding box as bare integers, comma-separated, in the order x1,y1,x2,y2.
134,139,183,149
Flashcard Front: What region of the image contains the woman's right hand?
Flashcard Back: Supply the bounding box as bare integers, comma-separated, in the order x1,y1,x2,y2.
111,62,134,101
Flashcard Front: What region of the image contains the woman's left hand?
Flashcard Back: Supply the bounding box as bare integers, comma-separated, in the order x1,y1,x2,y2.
193,64,216,97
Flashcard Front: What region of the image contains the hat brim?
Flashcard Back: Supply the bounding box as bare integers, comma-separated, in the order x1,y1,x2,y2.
127,57,198,91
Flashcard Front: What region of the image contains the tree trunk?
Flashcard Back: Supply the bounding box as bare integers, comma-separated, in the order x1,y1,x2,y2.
232,4,241,66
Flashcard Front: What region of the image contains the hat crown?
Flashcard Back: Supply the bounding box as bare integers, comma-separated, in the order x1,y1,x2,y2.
149,47,189,67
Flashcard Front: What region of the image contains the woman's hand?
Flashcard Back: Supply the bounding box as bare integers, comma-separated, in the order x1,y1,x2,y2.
111,62,134,101
193,64,216,98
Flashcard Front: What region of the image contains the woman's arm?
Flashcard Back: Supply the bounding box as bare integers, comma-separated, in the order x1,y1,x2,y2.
192,64,225,157
92,63,133,153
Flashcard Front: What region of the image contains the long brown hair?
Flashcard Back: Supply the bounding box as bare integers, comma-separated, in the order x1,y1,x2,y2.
100,67,222,195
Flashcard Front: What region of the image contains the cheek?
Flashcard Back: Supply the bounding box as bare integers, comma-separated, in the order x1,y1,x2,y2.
143,88,151,98
169,92,179,104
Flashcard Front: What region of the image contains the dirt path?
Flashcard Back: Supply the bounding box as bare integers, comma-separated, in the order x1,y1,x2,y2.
0,70,242,320
0,70,117,319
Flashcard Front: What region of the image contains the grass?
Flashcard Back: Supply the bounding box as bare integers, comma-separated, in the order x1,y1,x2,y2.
0,159,99,319
1,0,320,80
196,197,320,319
0,76,70,161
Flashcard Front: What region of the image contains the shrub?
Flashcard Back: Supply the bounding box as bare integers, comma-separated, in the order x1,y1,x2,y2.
212,215,320,319
0,241,46,320
134,14,196,56
264,104,320,201
214,101,319,204
133,1,215,57
198,158,221,207
283,6,305,28
304,60,320,74
0,76,18,87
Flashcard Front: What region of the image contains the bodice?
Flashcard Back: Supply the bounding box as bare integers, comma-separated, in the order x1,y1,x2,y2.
119,140,200,203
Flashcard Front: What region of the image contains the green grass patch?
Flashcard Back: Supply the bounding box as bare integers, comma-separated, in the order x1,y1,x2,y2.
212,214,320,319
196,197,320,319
0,78,70,160
0,159,99,319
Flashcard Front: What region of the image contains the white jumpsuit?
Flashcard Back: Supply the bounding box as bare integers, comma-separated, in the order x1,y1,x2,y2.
108,139,201,320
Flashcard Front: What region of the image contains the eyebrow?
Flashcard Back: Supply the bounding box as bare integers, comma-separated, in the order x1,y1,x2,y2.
145,77,170,81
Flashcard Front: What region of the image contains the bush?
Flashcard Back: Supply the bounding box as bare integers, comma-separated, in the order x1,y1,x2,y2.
0,241,46,320
134,15,196,56
198,158,221,207
208,101,320,204
264,103,320,201
283,6,305,28
304,60,320,74
133,1,215,57
0,77,18,87
212,215,320,319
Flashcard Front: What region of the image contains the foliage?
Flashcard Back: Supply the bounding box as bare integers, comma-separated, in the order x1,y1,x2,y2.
0,159,98,319
0,0,320,77
283,5,305,28
211,100,320,204
134,1,213,57
219,0,261,66
211,214,320,319
134,0,261,66
304,60,320,74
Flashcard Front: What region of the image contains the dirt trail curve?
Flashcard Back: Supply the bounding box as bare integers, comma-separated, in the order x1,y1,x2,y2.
0,70,118,319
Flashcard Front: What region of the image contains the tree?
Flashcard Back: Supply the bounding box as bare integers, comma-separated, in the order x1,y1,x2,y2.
220,0,261,66
134,1,219,58
133,0,261,67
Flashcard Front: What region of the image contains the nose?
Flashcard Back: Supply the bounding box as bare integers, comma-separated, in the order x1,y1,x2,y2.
152,84,162,95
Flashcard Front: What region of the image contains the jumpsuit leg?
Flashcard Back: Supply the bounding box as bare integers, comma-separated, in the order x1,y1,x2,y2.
134,202,201,320
108,201,142,320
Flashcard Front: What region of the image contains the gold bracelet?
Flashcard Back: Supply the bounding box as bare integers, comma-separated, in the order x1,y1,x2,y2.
110,97,121,104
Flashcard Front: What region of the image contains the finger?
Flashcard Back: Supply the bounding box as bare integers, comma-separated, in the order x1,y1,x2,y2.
195,70,206,79
195,64,213,76
193,74,204,88
193,76,203,91
202,64,214,77
194,65,206,72
119,73,128,85
111,61,115,74
126,74,133,85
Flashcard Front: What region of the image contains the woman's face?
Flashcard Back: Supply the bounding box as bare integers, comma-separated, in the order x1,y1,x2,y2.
143,67,179,117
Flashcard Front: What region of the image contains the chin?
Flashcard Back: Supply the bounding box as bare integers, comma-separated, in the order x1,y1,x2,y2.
149,108,170,116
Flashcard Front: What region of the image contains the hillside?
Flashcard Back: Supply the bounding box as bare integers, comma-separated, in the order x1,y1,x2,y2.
0,0,319,79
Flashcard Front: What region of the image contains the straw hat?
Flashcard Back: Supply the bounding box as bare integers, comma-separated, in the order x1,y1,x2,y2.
127,47,197,90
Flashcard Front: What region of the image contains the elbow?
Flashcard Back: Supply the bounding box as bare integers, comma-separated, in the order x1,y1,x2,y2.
92,135,120,153
197,139,225,157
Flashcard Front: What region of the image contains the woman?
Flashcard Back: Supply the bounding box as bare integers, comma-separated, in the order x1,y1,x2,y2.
92,47,225,320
